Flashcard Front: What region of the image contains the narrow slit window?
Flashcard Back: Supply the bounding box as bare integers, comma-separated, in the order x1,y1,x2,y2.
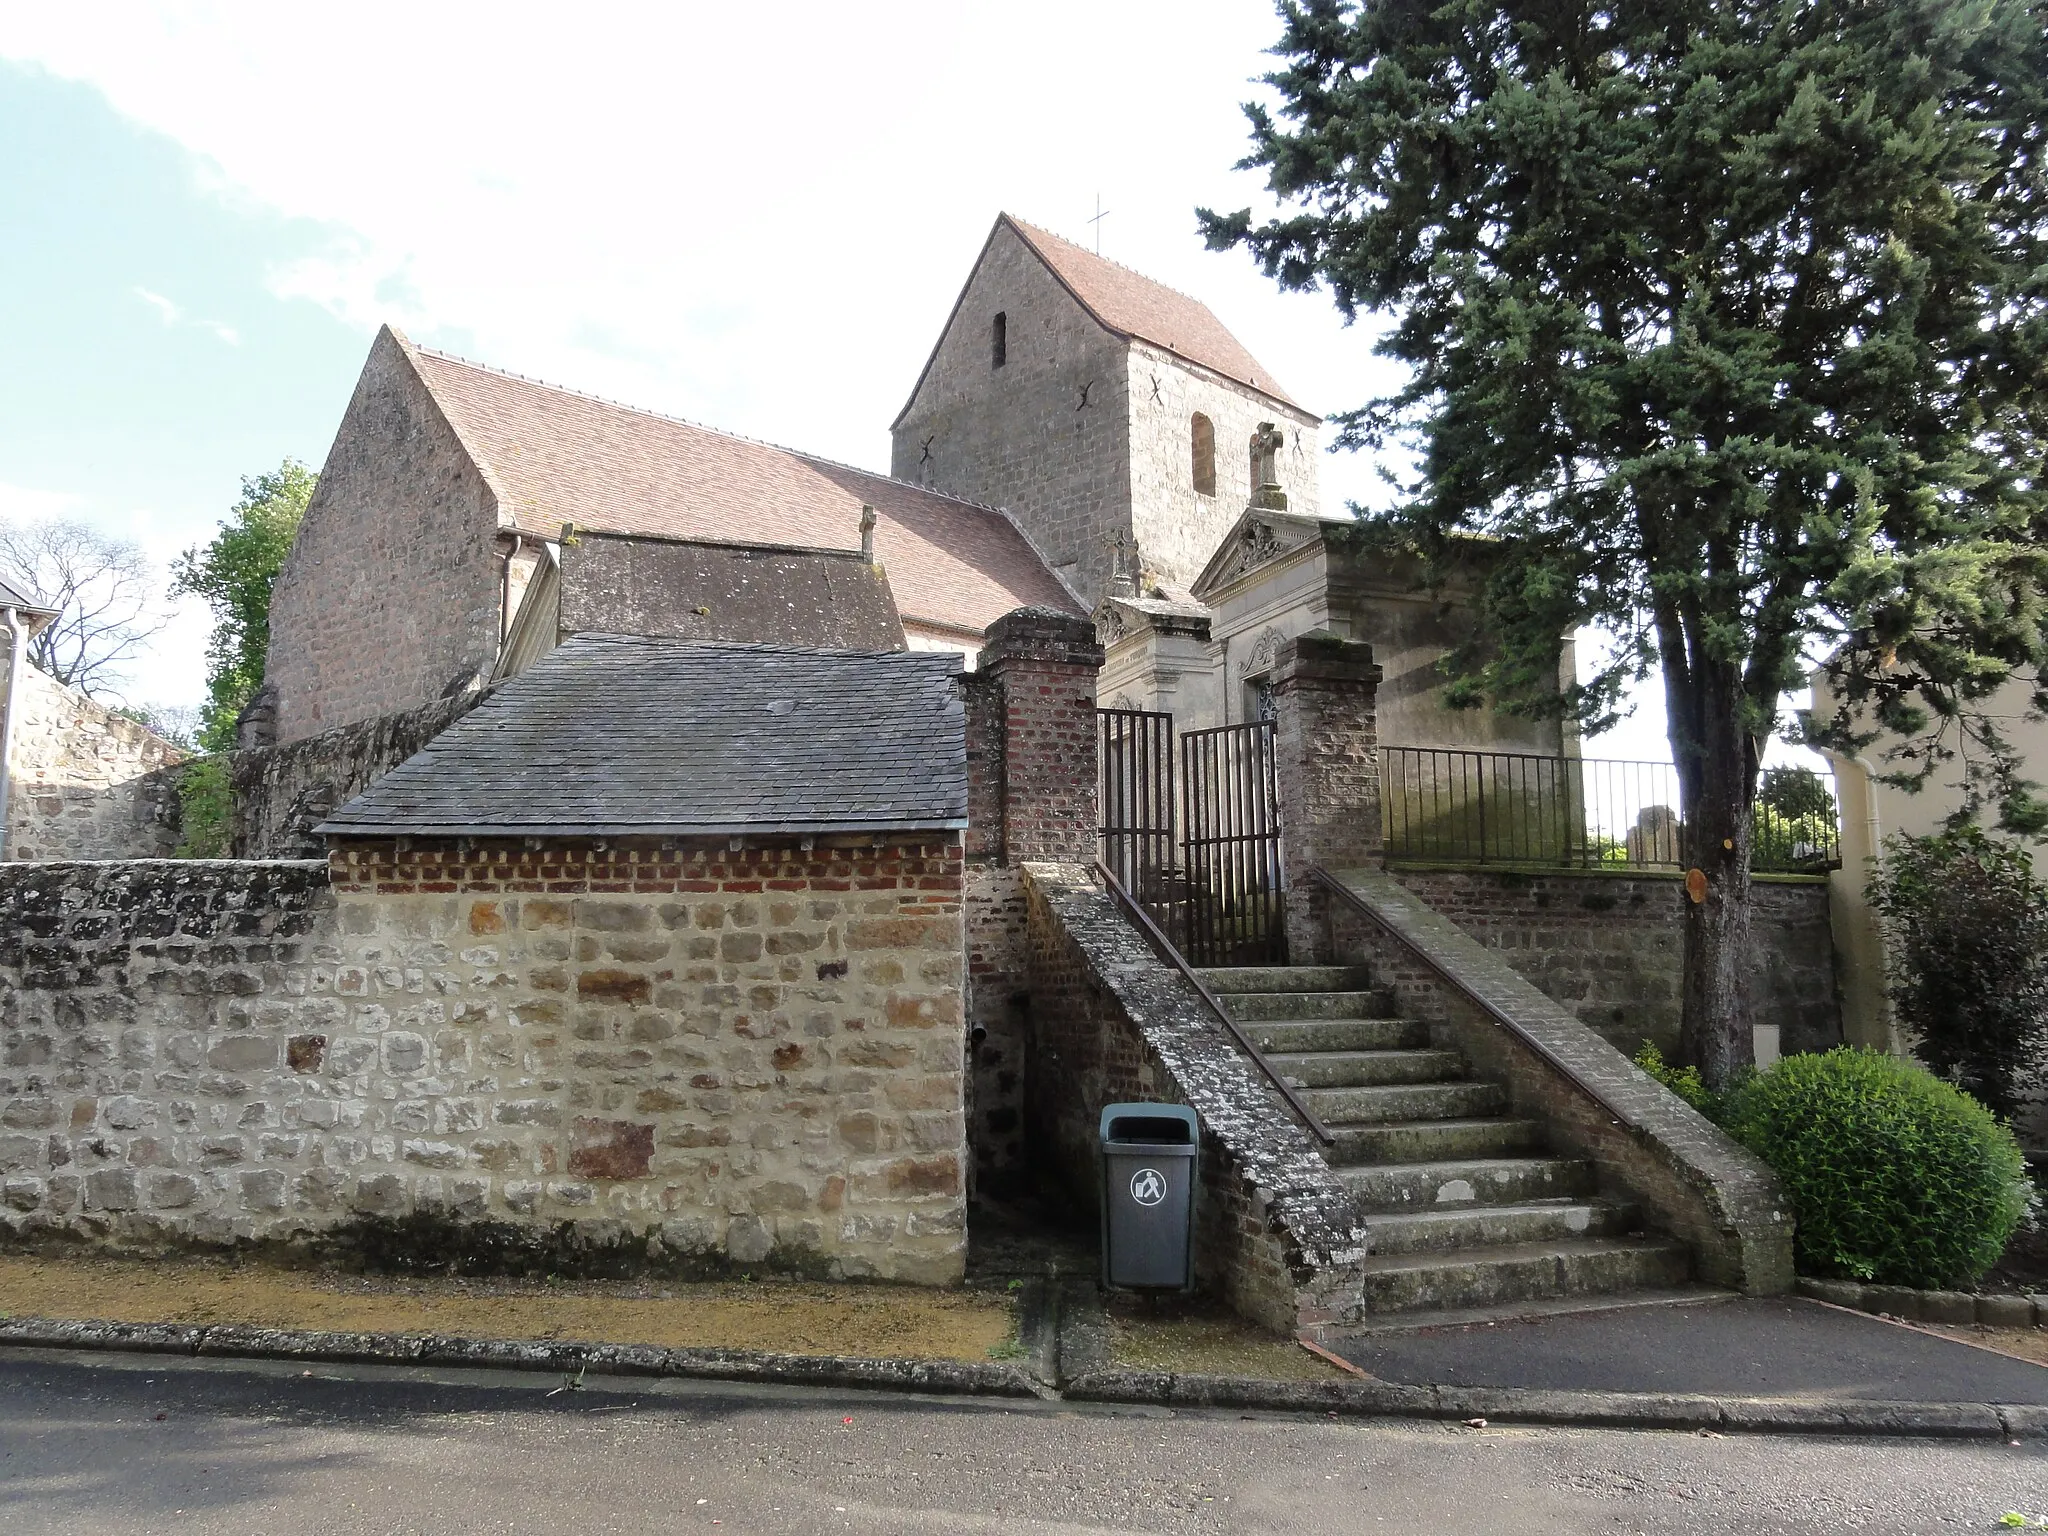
991,312,1007,368
1191,412,1216,495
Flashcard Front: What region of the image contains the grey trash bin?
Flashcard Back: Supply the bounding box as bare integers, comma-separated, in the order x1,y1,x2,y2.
1098,1102,1198,1292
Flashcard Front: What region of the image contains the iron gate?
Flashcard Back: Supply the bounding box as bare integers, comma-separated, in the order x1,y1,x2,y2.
1096,710,1285,967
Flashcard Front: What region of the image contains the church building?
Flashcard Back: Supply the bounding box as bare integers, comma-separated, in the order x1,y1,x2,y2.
257,212,1553,757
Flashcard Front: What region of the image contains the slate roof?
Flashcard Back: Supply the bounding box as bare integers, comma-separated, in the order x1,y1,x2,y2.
402,338,1082,637
557,530,905,652
318,634,967,838
1006,216,1302,409
0,573,58,622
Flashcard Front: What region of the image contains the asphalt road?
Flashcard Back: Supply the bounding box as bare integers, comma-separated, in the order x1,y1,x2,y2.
0,1349,2044,1535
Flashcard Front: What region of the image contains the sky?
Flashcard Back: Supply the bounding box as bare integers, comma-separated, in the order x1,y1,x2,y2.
0,1,1801,765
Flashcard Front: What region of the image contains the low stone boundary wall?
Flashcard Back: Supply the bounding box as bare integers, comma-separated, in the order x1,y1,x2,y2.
1798,1276,2044,1329
1386,865,1841,1059
1022,861,1367,1332
230,690,490,857
1320,867,1793,1296
0,840,969,1283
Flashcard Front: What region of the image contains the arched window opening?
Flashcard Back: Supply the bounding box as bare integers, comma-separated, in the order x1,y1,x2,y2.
991,312,1007,368
1191,412,1216,496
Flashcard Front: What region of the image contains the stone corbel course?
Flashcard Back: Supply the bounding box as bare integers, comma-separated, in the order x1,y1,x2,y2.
1318,867,1794,1296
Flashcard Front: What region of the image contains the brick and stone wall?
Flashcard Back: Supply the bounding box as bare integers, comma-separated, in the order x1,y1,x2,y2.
0,836,968,1282
263,327,503,744
959,609,1103,1195
1386,868,1842,1059
229,690,491,857
4,664,185,860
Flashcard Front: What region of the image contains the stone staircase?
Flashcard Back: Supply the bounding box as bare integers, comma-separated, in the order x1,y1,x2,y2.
1197,963,1697,1326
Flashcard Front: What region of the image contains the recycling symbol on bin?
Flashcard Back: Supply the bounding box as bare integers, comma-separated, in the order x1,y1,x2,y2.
1129,1168,1168,1207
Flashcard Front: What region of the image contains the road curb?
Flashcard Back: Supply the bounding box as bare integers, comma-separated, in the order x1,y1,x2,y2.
0,1314,2038,1439
0,1315,1044,1401
1060,1367,2041,1440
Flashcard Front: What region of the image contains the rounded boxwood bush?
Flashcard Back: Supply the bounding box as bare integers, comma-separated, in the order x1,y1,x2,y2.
1723,1048,2034,1288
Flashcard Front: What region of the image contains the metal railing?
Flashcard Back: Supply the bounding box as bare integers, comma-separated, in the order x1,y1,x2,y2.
1380,747,1841,874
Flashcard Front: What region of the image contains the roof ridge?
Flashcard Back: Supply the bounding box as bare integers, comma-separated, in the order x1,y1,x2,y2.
411,343,1021,523
1005,214,1219,314
570,632,947,664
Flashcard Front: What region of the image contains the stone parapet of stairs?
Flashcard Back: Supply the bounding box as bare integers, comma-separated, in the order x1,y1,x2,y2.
1020,862,1370,1332
1316,866,1794,1297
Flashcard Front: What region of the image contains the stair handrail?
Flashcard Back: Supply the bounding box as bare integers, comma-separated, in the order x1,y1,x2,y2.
1310,864,1636,1131
1094,859,1335,1146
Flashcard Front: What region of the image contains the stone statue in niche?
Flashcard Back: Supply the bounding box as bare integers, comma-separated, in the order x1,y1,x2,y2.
1249,422,1289,510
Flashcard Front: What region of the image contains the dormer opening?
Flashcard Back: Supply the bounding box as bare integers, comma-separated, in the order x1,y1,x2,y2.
991,312,1007,369
1191,413,1216,496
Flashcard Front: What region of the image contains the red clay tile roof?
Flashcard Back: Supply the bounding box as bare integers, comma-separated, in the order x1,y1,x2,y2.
1004,216,1302,409
405,340,1082,635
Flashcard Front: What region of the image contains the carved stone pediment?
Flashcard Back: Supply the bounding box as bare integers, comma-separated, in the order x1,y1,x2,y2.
1193,510,1323,596
1094,595,1213,648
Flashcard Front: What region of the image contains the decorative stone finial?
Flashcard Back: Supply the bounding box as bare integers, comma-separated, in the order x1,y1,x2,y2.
1251,422,1289,511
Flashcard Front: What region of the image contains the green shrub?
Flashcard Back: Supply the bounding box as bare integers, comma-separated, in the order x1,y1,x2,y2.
1632,1042,1719,1118
173,756,233,858
1867,825,2048,1122
1723,1048,2034,1287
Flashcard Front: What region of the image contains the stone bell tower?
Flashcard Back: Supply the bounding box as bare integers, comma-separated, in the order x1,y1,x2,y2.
891,213,1321,607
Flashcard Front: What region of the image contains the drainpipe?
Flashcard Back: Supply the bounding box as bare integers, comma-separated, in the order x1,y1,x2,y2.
0,605,23,861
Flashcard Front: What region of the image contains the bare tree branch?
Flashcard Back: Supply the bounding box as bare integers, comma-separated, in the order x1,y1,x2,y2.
0,519,171,698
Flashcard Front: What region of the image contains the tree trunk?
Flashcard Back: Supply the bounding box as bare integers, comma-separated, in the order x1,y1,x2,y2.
1676,699,1759,1092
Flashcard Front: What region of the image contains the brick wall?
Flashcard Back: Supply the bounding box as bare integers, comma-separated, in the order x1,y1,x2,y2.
0,837,968,1282
4,663,185,860
960,609,1103,1194
264,327,503,743
1269,632,1385,963
1387,867,1843,1058
229,690,491,857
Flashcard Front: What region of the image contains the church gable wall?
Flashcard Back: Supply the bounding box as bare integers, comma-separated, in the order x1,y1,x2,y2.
1124,344,1321,594
264,330,502,744
891,224,1130,606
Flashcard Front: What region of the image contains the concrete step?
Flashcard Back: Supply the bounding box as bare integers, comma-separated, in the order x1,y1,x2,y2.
1328,1117,1548,1166
1357,1236,1693,1315
1267,1049,1467,1089
1196,966,1375,994
1361,1199,1639,1256
1337,1156,1598,1211
1307,1080,1506,1125
1244,1016,1432,1054
1219,990,1400,1021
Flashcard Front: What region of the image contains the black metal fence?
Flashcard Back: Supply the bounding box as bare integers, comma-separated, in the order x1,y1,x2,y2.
1380,746,1841,873
1097,710,1287,966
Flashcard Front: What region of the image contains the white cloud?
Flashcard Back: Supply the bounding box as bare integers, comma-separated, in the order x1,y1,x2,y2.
132,284,240,344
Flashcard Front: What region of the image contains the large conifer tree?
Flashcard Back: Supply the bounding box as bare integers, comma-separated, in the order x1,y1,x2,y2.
1204,0,2048,1087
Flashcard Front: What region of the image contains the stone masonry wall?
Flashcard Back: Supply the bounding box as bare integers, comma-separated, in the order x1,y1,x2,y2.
230,689,492,858
0,837,969,1282
1123,341,1320,593
4,663,186,860
1387,868,1843,1059
892,221,1132,607
264,327,503,744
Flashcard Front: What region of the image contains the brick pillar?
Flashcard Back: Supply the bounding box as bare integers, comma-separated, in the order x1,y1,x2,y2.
978,606,1104,865
1270,631,1383,963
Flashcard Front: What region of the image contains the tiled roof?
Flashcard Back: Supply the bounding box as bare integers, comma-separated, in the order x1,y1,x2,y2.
404,340,1081,635
1004,216,1302,409
318,634,967,838
0,573,57,618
